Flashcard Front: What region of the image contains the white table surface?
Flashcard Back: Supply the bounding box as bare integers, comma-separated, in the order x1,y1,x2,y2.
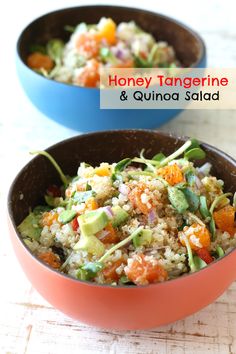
1,1,236,353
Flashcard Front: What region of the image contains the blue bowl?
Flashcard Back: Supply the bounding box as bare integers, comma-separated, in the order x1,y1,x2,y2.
16,5,206,132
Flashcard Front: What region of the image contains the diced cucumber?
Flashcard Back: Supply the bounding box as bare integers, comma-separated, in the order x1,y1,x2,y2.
79,210,109,236
133,229,152,248
111,206,129,227
74,235,105,257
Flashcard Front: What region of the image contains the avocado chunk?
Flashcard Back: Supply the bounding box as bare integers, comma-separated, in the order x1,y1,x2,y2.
133,229,153,248
78,209,109,236
111,206,129,227
74,235,105,257
18,212,42,241
58,209,77,224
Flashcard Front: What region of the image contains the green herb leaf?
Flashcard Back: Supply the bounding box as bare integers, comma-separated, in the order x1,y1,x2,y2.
33,205,51,214
178,222,188,231
152,152,166,162
182,188,199,212
29,44,46,54
185,170,196,187
111,173,123,183
199,196,211,219
115,158,132,173
134,55,153,68
78,262,103,280
47,39,64,65
187,138,200,150
86,182,92,191
167,186,189,214
159,139,192,167
184,148,206,161
58,210,77,224
64,25,76,33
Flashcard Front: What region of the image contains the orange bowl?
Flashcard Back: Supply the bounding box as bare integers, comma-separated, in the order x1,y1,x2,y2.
7,130,236,329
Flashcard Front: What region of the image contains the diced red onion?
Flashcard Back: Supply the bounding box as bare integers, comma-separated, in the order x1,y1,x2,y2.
116,49,124,60
119,184,129,195
197,163,212,176
102,206,114,219
195,175,203,189
148,209,156,223
97,229,110,240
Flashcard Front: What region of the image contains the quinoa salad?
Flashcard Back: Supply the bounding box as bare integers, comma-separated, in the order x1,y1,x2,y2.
18,139,236,286
26,17,179,87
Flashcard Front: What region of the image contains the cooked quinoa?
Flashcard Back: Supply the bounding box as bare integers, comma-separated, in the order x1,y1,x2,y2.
18,139,236,286
26,18,178,87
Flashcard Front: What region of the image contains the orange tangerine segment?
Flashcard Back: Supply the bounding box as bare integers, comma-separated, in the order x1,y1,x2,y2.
97,223,119,244
75,59,100,87
103,257,125,281
38,251,61,269
41,211,59,227
75,32,100,58
213,205,236,236
95,165,111,177
27,52,54,71
128,183,153,215
179,223,211,251
85,197,99,211
125,254,167,285
157,163,184,186
97,18,117,45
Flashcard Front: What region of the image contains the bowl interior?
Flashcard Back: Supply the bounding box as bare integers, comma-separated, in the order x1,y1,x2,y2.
17,5,205,68
8,130,236,227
